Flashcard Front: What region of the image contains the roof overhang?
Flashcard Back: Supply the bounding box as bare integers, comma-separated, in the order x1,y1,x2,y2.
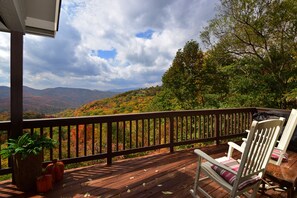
0,0,61,37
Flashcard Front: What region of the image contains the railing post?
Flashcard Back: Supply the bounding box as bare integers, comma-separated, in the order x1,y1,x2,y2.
215,114,220,145
107,122,112,166
170,116,174,153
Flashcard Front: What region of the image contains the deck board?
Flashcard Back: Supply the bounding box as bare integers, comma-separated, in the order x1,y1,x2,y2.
0,143,295,198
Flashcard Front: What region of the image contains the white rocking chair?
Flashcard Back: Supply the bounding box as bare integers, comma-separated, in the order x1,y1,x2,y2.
270,109,297,165
190,119,284,198
229,109,297,166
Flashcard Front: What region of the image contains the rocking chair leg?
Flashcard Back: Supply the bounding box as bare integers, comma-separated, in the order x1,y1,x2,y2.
191,156,202,197
250,181,261,198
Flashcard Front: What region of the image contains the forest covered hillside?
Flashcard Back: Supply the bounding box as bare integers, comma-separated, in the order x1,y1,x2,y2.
58,86,162,117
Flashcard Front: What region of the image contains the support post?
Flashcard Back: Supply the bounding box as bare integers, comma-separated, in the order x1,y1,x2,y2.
10,31,23,139
10,31,23,184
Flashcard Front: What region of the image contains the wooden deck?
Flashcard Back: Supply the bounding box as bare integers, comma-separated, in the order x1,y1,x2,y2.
0,144,296,198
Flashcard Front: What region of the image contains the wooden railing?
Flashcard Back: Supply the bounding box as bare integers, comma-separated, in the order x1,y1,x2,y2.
0,108,257,175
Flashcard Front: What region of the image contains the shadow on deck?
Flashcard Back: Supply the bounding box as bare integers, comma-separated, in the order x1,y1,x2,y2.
0,144,295,198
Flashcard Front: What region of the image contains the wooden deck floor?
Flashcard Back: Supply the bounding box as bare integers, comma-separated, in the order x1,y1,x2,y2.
0,144,295,198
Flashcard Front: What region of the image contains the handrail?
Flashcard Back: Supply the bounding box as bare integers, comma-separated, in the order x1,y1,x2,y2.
0,108,257,175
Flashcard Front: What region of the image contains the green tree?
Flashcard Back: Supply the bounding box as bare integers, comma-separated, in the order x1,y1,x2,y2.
200,49,232,107
162,40,204,109
146,87,181,111
201,0,297,108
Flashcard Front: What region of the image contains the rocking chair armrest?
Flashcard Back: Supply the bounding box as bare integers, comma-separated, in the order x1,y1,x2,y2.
242,129,249,141
240,130,249,142
193,149,237,175
228,142,244,153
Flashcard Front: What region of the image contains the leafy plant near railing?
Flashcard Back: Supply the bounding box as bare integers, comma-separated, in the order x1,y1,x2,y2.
0,133,57,160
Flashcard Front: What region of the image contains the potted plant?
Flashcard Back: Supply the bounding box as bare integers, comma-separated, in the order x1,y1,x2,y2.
0,133,57,191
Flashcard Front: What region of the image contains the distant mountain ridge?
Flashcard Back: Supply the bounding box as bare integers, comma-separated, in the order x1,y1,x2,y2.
0,86,118,114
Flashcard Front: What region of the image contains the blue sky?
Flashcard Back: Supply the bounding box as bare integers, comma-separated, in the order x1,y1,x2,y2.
92,49,117,60
136,29,155,39
0,0,219,91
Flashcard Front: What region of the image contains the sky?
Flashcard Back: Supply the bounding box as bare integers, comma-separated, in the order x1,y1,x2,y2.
0,0,219,91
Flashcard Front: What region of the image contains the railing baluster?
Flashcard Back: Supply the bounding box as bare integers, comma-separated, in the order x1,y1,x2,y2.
107,122,112,165
59,126,62,159
186,116,189,140
175,117,178,143
226,114,228,134
190,116,193,140
181,116,183,141
215,114,220,145
206,115,208,138
116,122,119,151
76,125,79,157
194,116,197,139
148,119,150,146
203,115,206,139
130,120,132,149
230,113,233,134
40,127,43,136
223,114,226,136
99,123,103,153
159,117,162,144
164,118,167,144
136,120,139,148
123,121,126,150
142,119,144,147
198,115,201,139
84,124,87,156
219,114,222,137
153,118,156,146
240,113,243,132
209,115,212,138
211,115,214,138
67,125,70,158
92,123,95,155
50,126,53,161
170,116,174,153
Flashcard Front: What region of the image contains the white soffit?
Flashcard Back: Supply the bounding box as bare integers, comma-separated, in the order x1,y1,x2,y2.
0,0,61,37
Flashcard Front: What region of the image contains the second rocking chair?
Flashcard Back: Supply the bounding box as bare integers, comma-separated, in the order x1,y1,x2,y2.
190,118,284,198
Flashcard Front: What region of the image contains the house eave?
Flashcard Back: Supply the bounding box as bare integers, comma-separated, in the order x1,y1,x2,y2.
0,0,61,37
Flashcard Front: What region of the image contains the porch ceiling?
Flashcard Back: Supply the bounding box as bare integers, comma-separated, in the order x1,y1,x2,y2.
0,0,61,37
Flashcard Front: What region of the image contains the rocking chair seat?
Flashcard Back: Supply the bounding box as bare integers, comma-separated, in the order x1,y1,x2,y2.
211,157,260,190
271,148,288,162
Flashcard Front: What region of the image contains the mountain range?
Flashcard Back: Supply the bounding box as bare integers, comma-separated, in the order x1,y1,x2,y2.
0,86,119,114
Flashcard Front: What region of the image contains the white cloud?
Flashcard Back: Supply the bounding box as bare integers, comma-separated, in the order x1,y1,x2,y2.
0,0,219,90
0,32,10,86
